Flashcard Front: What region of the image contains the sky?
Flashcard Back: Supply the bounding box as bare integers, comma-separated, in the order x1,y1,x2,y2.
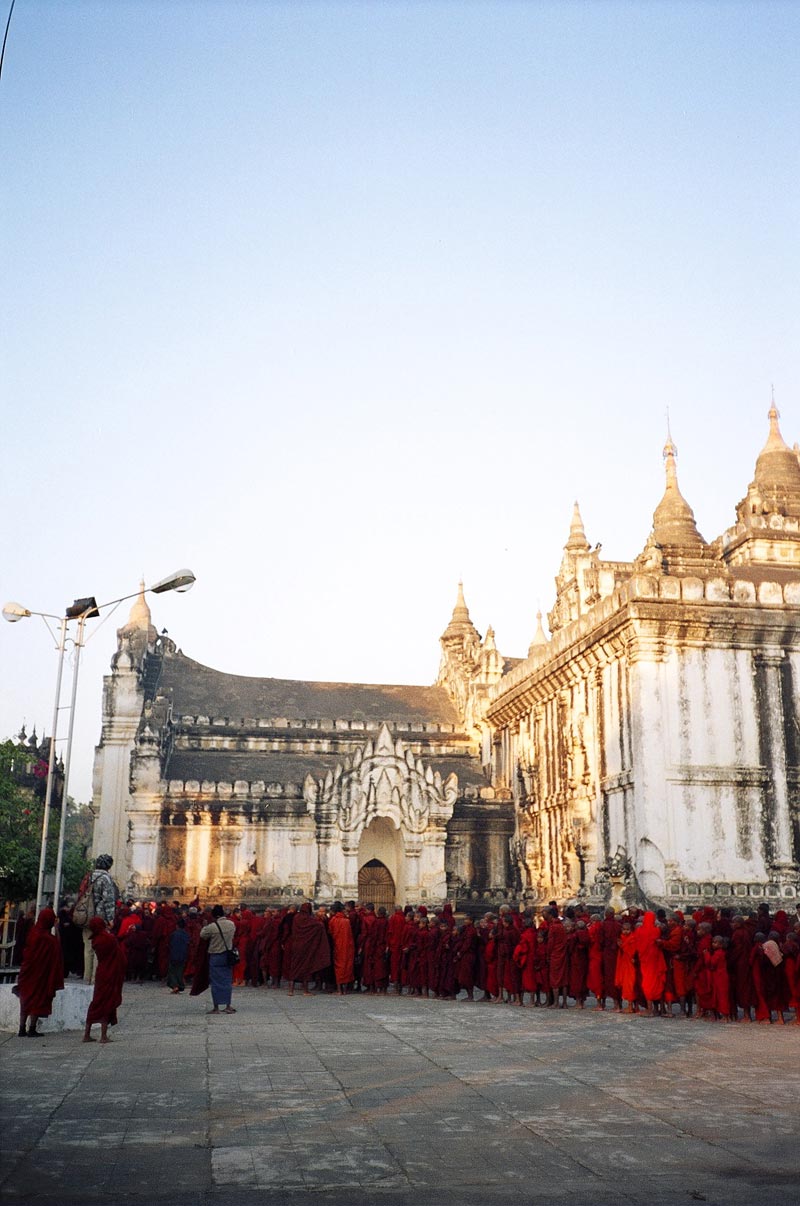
1,0,798,804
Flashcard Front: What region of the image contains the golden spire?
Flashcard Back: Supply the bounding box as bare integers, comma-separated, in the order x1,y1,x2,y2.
127,580,152,630
651,432,706,549
565,501,590,552
450,580,471,625
753,396,800,492
528,610,548,655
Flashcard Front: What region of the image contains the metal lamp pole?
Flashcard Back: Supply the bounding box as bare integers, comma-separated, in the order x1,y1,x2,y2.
35,615,68,914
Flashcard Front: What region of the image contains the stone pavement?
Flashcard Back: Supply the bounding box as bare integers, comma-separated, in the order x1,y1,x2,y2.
1,983,798,1206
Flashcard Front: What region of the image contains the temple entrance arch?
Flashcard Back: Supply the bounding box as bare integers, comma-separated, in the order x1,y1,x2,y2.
358,814,406,903
358,860,395,910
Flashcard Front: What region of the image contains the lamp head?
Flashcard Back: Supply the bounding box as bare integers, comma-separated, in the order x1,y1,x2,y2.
149,568,196,594
2,602,31,623
66,597,100,619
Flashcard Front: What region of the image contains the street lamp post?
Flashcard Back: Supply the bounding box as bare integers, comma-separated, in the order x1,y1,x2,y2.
3,569,195,913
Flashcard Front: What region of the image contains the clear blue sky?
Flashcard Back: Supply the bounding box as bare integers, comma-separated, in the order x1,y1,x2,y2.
2,0,798,803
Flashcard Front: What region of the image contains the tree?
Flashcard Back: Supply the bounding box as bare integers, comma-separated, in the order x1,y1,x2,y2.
0,739,93,903
0,739,42,900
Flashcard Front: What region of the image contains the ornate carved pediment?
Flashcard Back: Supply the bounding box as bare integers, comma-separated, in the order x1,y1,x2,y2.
305,723,458,837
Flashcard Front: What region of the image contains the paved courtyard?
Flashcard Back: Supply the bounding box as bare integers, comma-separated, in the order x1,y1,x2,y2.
1,983,798,1206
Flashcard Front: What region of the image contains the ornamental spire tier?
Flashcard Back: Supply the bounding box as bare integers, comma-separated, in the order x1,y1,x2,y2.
723,401,800,567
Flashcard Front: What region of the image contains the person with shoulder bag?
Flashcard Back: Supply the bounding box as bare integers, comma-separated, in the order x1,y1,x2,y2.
197,905,237,1014
79,855,118,984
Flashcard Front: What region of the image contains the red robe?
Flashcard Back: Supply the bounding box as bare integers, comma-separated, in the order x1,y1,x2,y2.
693,933,715,1011
567,927,590,1000
671,926,696,998
635,913,667,1002
286,910,331,983
513,928,538,993
16,909,64,1017
87,930,127,1025
546,919,569,989
615,932,638,1002
386,910,407,984
587,921,603,1000
329,912,355,986
363,916,389,989
454,924,477,991
599,917,622,999
728,926,753,1011
704,948,730,1015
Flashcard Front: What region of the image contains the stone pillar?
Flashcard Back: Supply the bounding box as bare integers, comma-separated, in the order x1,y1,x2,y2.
403,834,422,901
127,810,161,890
754,651,794,874
340,837,359,898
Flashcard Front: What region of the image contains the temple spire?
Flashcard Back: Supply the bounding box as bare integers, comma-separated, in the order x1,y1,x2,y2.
566,501,590,552
126,579,152,631
528,610,548,656
650,430,706,550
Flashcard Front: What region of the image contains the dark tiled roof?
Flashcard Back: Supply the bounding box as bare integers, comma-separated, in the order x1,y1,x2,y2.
163,749,488,789
159,652,462,726
729,565,800,585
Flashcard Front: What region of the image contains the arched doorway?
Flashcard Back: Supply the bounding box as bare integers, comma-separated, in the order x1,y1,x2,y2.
358,859,395,910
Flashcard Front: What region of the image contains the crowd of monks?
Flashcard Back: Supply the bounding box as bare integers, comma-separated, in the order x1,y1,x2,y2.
61,895,800,1024
14,895,800,1032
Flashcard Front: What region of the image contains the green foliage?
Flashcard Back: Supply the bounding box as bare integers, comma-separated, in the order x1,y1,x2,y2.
0,741,40,899
0,739,94,902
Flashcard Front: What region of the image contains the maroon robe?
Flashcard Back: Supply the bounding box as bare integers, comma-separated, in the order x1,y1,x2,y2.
363,915,389,989
636,913,667,1002
86,921,127,1026
286,908,331,982
16,908,64,1017
547,918,569,989
599,916,622,999
387,909,407,985
728,926,753,1012
514,927,537,993
567,927,590,1000
454,923,478,992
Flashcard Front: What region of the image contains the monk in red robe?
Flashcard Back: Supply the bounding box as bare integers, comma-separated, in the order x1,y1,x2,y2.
704,936,731,1021
587,916,604,1006
454,917,478,1001
728,917,754,1021
328,903,355,992
567,920,590,1008
479,917,499,1002
285,902,331,996
533,928,549,1005
545,910,569,1008
636,912,668,1015
495,915,521,1004
16,907,64,1038
151,904,177,980
513,920,537,1005
597,909,622,1010
387,907,407,992
781,933,800,1024
363,906,389,992
83,917,127,1043
426,919,443,997
761,931,789,1023
692,923,716,1019
615,921,639,1011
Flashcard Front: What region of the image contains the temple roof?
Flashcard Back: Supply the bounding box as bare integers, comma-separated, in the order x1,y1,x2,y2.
159,650,463,726
164,748,487,788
